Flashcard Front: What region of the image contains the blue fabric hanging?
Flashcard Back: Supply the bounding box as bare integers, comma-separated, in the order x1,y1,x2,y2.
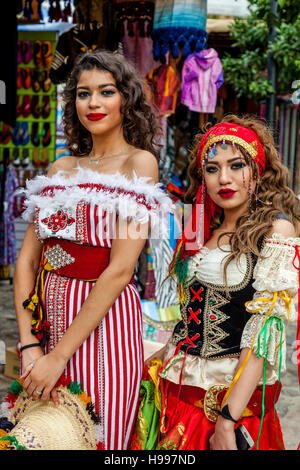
152,0,208,61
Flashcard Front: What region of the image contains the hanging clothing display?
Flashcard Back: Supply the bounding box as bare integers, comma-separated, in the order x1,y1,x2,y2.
49,24,108,84
143,240,157,301
115,1,157,79
181,49,224,113
0,167,18,267
73,0,103,24
149,213,180,310
146,65,180,116
152,0,208,61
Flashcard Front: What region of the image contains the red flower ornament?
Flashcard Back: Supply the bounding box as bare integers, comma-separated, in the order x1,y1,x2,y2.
41,209,75,233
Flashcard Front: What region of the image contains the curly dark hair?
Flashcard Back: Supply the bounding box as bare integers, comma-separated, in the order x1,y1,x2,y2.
62,49,161,158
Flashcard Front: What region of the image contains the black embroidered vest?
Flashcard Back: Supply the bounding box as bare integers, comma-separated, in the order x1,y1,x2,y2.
172,252,256,360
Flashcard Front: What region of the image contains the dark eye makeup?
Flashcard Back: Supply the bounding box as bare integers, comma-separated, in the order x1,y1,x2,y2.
76,88,116,99
205,160,247,173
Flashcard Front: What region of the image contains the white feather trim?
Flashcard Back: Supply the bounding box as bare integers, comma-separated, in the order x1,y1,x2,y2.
18,167,174,231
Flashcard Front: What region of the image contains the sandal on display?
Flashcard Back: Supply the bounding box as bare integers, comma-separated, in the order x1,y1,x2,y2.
1,124,12,145
42,41,53,68
20,122,30,146
31,0,40,21
17,41,22,64
21,94,31,118
17,68,23,89
49,0,62,22
42,122,51,147
31,122,40,147
41,95,50,119
21,41,32,64
23,0,33,21
42,68,51,92
31,94,41,118
41,147,50,168
32,147,41,167
21,148,30,168
61,0,72,22
21,67,31,89
12,122,20,146
33,40,43,67
3,148,10,164
37,0,44,22
12,148,21,168
31,68,41,92
16,96,21,118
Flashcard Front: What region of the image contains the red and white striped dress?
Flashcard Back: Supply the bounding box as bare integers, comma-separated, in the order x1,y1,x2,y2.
21,167,173,450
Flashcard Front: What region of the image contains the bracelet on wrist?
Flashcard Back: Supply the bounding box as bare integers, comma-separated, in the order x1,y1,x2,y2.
20,343,42,353
210,404,238,424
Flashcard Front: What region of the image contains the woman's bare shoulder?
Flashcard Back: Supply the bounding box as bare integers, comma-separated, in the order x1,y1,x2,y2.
270,217,297,238
123,149,159,183
47,156,79,177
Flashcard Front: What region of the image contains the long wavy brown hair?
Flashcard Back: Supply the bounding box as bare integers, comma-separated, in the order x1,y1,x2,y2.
185,114,300,276
62,49,161,158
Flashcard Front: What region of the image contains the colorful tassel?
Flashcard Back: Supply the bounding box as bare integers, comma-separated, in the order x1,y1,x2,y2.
0,435,27,450
22,267,49,346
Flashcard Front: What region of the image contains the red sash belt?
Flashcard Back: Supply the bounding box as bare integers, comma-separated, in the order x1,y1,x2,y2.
41,238,111,281
24,238,134,345
164,379,282,421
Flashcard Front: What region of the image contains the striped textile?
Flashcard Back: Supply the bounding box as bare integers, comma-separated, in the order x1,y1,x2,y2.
152,0,208,60
43,204,144,450
149,237,178,309
154,0,207,30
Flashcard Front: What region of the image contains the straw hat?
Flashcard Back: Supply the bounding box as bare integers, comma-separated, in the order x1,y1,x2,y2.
0,384,98,450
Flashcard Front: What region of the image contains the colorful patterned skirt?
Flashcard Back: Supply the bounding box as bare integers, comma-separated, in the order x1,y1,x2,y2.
130,366,285,451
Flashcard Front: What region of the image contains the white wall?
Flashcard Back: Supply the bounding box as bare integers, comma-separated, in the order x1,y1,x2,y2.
207,0,250,17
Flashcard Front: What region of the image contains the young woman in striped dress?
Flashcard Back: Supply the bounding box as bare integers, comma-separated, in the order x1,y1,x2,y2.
13,50,172,450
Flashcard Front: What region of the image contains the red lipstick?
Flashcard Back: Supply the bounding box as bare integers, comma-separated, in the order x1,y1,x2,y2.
86,113,107,121
218,188,237,199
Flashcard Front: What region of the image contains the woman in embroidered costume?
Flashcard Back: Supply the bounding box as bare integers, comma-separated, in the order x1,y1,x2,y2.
0,50,173,450
131,115,300,451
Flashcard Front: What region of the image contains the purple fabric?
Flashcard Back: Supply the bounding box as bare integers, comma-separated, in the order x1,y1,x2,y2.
122,20,159,80
0,168,18,265
181,49,224,113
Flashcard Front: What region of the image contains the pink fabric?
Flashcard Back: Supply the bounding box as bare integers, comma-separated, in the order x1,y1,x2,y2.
122,20,158,79
181,49,223,113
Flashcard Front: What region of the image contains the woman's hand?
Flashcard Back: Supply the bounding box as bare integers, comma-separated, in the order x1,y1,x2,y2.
20,350,67,405
209,417,237,450
21,345,44,372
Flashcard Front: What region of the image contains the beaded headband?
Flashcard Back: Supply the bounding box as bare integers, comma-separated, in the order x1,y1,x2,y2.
197,122,266,175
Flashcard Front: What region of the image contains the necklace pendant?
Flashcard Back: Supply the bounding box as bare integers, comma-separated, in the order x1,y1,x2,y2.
90,159,100,165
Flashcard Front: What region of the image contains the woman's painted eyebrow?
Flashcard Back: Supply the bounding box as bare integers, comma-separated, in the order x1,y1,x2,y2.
76,83,116,90
206,156,245,165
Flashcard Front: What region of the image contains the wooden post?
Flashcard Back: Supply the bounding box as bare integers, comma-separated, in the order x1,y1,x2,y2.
294,109,300,195
265,0,279,132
